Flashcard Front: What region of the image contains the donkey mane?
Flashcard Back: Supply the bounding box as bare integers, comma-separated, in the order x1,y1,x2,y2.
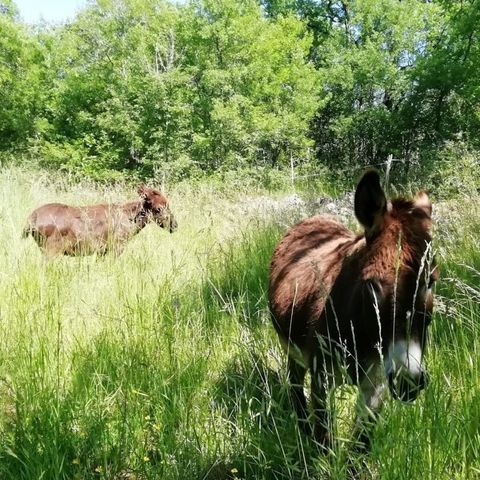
362,197,432,280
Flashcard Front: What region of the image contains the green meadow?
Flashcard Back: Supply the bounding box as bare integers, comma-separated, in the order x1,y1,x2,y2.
0,167,479,479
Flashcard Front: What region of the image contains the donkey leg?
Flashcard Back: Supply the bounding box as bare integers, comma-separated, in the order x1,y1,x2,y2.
287,356,308,430
42,233,65,258
353,369,386,452
310,363,331,449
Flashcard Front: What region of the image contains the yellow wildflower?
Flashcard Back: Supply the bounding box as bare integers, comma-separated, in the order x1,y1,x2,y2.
72,458,80,465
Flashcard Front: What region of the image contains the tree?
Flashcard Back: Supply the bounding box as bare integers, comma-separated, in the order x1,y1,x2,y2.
0,4,43,147
34,0,320,179
307,0,442,173
180,0,320,171
409,0,480,149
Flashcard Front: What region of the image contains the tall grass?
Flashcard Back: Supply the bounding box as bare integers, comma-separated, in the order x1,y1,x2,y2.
0,167,478,479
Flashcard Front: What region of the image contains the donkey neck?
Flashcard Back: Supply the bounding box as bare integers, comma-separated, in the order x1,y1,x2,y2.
122,200,148,230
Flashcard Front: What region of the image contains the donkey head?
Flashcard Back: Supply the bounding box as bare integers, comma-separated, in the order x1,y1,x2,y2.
355,170,438,402
137,184,178,233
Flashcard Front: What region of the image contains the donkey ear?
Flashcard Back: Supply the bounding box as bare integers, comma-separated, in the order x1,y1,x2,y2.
137,183,148,198
354,170,387,233
413,191,432,218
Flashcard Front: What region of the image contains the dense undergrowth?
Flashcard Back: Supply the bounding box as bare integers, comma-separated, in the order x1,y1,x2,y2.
0,167,478,479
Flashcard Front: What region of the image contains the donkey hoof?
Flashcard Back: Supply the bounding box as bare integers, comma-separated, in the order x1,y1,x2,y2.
313,428,332,452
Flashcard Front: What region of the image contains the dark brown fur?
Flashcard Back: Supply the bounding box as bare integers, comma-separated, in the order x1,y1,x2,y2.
23,184,177,256
269,171,437,450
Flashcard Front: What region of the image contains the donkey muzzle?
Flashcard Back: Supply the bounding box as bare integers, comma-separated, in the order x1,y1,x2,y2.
388,369,428,403
385,339,427,402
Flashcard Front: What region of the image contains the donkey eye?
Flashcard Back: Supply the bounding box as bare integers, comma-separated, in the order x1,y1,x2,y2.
415,307,432,326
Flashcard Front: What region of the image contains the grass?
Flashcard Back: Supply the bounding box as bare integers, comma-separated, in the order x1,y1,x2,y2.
0,166,479,479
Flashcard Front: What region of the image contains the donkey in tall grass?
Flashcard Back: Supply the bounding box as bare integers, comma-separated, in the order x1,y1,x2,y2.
269,170,438,450
23,184,177,256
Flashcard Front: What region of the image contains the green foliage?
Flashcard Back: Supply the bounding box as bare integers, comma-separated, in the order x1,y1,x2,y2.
426,141,480,198
311,1,439,167
0,0,18,19
182,1,319,170
0,0,480,188
37,140,131,181
0,11,43,146
20,0,319,179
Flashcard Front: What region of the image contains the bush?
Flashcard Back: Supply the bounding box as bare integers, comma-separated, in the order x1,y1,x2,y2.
37,140,133,183
426,141,480,198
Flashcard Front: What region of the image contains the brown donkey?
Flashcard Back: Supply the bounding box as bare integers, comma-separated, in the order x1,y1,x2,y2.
23,184,177,256
269,170,438,450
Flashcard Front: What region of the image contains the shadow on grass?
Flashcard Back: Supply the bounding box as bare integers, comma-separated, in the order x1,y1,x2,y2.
205,351,368,480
